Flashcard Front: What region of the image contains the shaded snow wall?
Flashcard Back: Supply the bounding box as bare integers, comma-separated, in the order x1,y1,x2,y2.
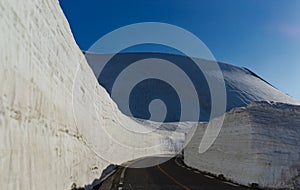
0,1,174,189
185,102,300,189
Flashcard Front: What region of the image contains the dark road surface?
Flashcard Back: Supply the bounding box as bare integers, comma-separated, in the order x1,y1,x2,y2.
99,157,252,190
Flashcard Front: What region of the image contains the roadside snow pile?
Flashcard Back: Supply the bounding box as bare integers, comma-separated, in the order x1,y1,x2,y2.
0,1,183,190
184,101,300,189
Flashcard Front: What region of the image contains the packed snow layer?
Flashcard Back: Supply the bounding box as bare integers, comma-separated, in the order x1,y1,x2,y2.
85,52,300,122
0,1,182,189
184,101,300,189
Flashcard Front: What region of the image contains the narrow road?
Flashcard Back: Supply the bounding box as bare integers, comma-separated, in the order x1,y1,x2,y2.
99,157,252,190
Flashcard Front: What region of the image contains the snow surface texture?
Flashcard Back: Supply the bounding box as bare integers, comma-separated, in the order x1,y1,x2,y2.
85,52,300,122
0,1,182,189
185,101,300,189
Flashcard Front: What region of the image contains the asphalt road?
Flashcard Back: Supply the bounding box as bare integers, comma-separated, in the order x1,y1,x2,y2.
99,157,253,190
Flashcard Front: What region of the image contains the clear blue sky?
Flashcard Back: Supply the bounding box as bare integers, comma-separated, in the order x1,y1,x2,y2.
60,0,300,100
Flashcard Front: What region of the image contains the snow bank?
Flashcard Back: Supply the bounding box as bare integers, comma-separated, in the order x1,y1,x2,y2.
184,101,300,189
0,1,181,189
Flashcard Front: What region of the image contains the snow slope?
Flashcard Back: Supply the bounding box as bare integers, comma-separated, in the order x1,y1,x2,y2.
185,101,300,189
85,52,300,122
0,1,183,190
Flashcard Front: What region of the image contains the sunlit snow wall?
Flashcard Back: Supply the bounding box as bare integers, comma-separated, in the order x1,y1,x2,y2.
0,1,109,189
185,102,300,189
0,1,177,189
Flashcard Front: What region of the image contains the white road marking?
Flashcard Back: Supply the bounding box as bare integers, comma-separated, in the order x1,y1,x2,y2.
175,157,190,171
120,167,126,181
118,167,127,190
204,175,214,179
223,181,239,187
174,158,181,166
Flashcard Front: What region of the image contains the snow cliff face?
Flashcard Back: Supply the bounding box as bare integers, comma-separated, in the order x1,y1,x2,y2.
85,52,300,122
0,1,181,190
185,101,300,189
0,1,105,189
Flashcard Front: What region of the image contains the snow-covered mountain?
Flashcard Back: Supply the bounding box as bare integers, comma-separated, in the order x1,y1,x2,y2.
84,52,300,122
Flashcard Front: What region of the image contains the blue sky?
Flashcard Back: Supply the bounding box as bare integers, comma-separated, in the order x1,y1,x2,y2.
60,0,300,100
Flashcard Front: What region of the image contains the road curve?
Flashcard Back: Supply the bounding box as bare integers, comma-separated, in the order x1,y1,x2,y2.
99,157,252,190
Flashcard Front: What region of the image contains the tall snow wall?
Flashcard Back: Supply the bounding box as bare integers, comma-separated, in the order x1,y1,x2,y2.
185,102,300,189
0,1,177,189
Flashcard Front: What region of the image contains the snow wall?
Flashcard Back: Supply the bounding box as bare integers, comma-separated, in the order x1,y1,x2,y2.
185,101,300,189
0,1,179,189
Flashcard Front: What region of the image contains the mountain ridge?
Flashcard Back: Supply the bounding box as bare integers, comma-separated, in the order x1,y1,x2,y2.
84,52,300,122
